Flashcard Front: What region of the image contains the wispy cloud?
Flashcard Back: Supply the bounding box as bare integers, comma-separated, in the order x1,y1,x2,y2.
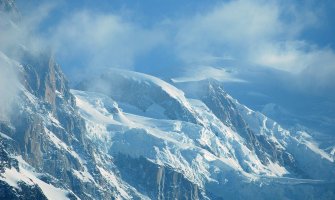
50,10,166,77
171,66,245,83
175,0,283,64
173,0,335,93
0,2,56,119
0,52,19,121
12,0,334,93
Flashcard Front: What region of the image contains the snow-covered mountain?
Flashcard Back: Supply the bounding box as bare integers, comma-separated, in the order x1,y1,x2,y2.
73,69,335,199
1,51,335,199
0,1,335,199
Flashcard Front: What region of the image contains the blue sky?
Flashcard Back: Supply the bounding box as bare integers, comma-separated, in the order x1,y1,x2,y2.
16,0,335,77
16,0,335,134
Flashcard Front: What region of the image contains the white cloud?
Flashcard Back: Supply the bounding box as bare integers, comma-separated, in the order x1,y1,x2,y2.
0,2,56,120
50,10,166,74
175,0,283,65
172,66,245,83
173,0,335,92
0,2,58,63
9,0,332,93
0,52,19,121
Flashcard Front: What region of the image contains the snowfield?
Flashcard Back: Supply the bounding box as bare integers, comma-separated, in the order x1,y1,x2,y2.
70,69,335,199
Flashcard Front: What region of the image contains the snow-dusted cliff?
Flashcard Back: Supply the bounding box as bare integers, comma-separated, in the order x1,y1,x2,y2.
0,1,334,199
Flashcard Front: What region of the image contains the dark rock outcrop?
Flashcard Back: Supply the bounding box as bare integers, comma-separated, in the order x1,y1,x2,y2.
114,154,206,200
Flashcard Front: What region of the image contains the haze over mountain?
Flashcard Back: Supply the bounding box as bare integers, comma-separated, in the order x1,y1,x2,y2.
0,0,334,199
14,0,335,136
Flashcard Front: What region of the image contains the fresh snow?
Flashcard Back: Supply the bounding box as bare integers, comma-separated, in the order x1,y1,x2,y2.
295,131,334,162
0,132,12,140
86,68,197,120
44,127,83,164
72,69,335,195
72,169,95,183
1,59,333,199
73,87,295,186
97,166,131,200
0,156,71,200
108,68,190,106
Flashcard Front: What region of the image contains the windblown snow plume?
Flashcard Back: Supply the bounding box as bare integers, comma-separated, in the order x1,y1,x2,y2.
0,52,18,121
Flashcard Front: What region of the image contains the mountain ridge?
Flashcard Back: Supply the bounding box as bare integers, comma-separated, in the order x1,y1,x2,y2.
1,50,335,199
0,1,334,199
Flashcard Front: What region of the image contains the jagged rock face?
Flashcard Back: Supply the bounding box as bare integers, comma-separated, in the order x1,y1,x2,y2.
199,81,296,168
0,181,48,200
0,135,18,173
0,50,126,199
174,80,310,177
1,51,334,199
74,75,335,199
1,1,335,199
14,52,82,164
19,52,86,144
1,49,207,199
114,154,205,200
21,53,75,111
0,51,86,198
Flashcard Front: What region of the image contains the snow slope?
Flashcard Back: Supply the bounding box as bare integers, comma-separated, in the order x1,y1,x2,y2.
76,68,199,123
73,69,335,199
0,156,72,200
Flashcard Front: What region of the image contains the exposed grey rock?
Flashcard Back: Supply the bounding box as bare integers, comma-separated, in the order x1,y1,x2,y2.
113,154,207,200
175,79,305,177
0,180,48,200
0,50,127,199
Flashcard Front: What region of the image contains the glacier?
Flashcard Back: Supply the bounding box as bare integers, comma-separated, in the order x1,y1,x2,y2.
1,0,335,199
1,50,334,199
